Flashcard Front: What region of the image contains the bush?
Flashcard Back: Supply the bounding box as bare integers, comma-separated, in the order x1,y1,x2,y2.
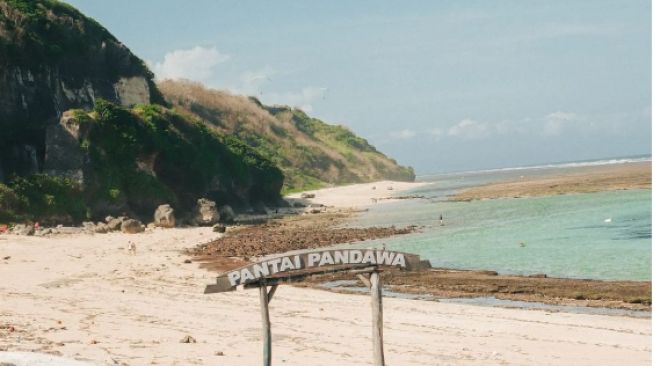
7,174,87,223
0,183,25,222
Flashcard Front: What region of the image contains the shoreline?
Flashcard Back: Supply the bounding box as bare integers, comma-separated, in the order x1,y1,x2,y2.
193,177,651,311
285,180,431,209
0,220,650,365
0,179,650,364
194,212,651,312
451,161,651,201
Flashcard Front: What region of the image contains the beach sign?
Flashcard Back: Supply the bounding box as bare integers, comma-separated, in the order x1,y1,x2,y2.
205,249,424,293
205,248,430,366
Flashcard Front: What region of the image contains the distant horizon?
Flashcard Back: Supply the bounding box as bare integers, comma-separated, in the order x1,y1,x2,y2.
416,152,652,176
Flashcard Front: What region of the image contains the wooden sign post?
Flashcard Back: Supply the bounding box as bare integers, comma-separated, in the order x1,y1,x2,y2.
205,248,430,366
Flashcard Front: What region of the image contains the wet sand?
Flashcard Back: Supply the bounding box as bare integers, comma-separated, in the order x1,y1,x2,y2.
194,212,651,311
452,161,651,201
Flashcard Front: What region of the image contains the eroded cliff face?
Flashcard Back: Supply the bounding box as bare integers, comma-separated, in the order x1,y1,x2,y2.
0,0,162,180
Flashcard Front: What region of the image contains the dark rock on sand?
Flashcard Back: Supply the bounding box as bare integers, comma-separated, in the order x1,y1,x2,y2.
218,205,236,223
107,217,124,231
121,219,144,234
11,224,34,236
195,198,219,226
154,204,176,228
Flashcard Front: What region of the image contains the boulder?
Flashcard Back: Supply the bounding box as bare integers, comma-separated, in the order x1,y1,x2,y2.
212,224,226,233
11,224,34,236
293,202,306,208
94,222,109,234
195,198,219,226
34,228,53,236
219,205,236,223
121,219,144,234
82,221,96,233
107,217,124,231
179,335,197,343
154,204,176,228
300,193,315,199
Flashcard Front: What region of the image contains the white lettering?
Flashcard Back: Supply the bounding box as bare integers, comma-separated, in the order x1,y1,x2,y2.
362,250,376,265
391,253,406,268
334,250,348,264
228,271,241,286
293,255,302,268
280,256,295,272
376,251,395,266
319,252,335,266
241,268,255,282
308,253,321,267
252,262,270,278
268,258,281,273
349,250,363,263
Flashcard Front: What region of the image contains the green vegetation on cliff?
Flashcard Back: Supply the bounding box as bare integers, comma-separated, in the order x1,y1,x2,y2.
158,81,415,193
0,175,85,223
83,100,282,217
0,100,283,223
0,0,155,82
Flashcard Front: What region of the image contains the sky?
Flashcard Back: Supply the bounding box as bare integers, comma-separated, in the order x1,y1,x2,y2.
65,0,651,174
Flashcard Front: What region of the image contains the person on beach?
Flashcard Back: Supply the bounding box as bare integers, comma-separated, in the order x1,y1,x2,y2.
439,214,444,226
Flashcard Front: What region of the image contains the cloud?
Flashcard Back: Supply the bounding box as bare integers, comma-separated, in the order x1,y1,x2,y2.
447,119,490,140
150,47,327,112
263,87,327,113
542,111,578,136
390,129,417,140
487,24,619,47
149,46,230,82
430,128,444,140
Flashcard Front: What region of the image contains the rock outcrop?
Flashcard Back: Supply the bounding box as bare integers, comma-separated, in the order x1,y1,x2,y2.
11,223,34,236
121,219,144,234
195,198,219,226
0,0,164,181
106,216,124,231
154,204,175,228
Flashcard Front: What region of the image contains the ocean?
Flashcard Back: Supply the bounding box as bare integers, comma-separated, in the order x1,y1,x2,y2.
349,156,652,281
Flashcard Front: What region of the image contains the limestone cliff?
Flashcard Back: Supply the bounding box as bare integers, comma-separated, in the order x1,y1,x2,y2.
0,0,164,180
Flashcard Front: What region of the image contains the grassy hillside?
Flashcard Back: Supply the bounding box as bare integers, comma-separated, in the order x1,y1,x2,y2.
158,80,415,193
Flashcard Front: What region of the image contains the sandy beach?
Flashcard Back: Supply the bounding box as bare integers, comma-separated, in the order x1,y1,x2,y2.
286,180,430,208
0,180,650,365
1,226,650,366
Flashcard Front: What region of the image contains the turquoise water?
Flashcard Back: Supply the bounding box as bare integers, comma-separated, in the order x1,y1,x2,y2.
350,187,651,281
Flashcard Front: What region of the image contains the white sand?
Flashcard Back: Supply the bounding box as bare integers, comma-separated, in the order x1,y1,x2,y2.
0,223,650,365
286,180,430,208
